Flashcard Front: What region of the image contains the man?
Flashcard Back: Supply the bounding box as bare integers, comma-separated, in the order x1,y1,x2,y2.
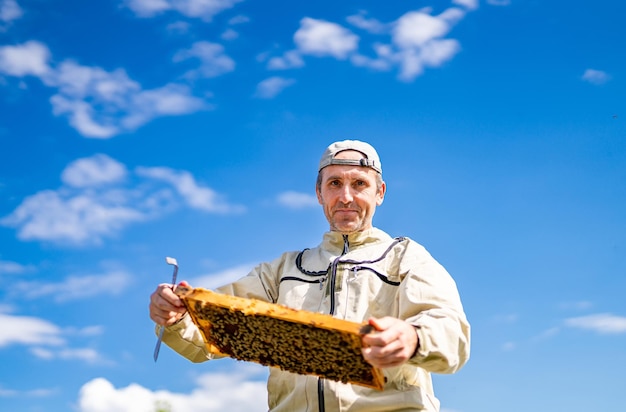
149,140,470,411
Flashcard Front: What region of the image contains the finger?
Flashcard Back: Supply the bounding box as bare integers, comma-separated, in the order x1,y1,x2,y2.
157,284,186,308
150,303,185,326
149,286,186,325
362,345,405,368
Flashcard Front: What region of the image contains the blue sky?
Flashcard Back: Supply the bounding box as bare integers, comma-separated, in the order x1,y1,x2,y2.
1,0,625,411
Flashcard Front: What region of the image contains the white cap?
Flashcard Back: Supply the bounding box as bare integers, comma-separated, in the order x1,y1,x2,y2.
318,140,382,174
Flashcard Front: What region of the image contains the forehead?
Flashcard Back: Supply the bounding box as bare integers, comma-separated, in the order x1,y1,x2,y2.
320,163,377,181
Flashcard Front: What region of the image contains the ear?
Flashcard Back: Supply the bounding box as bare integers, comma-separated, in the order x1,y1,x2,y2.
316,185,323,205
376,181,386,206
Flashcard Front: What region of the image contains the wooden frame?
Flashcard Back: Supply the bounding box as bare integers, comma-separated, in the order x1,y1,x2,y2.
176,286,384,390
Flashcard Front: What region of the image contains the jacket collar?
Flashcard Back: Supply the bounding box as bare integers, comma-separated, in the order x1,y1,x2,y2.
321,227,392,254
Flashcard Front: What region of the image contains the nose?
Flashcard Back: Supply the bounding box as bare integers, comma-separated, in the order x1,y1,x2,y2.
339,185,353,204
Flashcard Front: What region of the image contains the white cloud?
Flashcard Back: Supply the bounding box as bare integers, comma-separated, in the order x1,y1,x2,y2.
65,325,105,337
253,76,295,99
558,301,593,311
0,313,105,365
166,20,190,34
31,347,105,364
61,154,128,188
125,0,241,21
393,11,453,48
173,41,235,78
386,9,463,81
188,263,256,289
46,61,206,138
137,166,245,213
221,28,238,40
14,270,131,302
267,50,305,70
121,83,207,130
77,365,268,412
0,259,34,274
0,42,207,138
1,155,244,244
271,8,470,83
0,189,147,243
581,69,610,85
294,17,359,59
0,313,64,348
565,313,626,334
228,14,249,25
346,12,387,34
0,40,50,76
0,0,22,24
398,38,460,81
453,0,479,10
0,386,56,398
487,0,511,5
276,191,318,209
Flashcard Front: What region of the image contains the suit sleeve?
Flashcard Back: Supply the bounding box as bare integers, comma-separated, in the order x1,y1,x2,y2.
399,241,471,374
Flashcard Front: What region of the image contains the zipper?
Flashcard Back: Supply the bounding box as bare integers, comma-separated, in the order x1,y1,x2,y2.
318,234,350,412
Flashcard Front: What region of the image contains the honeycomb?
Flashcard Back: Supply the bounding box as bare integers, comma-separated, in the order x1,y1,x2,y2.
176,286,384,390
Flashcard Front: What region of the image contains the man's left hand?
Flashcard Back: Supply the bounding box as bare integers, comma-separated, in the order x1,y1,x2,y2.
361,317,418,369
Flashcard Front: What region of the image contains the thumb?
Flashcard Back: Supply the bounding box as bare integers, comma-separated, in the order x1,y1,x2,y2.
368,317,387,332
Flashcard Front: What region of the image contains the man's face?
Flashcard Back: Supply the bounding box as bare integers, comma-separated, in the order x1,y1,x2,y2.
316,150,386,234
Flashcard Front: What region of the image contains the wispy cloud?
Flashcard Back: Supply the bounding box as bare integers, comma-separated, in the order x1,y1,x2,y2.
254,76,296,99
565,313,626,334
77,364,268,412
14,270,131,302
124,0,242,21
267,50,304,70
0,0,23,29
31,346,107,364
486,0,511,5
137,166,245,213
346,12,388,34
453,0,479,10
1,154,245,244
0,41,207,138
173,41,236,79
0,385,56,398
581,69,611,85
558,301,593,311
276,191,318,209
0,259,35,274
187,263,256,289
0,312,107,364
0,313,64,348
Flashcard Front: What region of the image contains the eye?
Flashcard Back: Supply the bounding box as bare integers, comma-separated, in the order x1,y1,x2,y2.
329,179,341,187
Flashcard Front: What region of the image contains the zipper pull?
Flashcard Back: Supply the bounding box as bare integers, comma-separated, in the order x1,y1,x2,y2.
348,266,358,282
319,277,325,290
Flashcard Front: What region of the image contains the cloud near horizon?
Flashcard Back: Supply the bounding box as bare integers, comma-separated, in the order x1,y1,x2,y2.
77,364,268,412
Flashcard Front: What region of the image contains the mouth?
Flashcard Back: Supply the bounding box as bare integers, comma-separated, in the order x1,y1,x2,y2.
334,209,358,216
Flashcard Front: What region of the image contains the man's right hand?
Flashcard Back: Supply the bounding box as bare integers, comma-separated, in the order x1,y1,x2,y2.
149,281,189,326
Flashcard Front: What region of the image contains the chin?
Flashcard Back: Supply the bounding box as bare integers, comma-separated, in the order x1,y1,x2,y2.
333,223,363,233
